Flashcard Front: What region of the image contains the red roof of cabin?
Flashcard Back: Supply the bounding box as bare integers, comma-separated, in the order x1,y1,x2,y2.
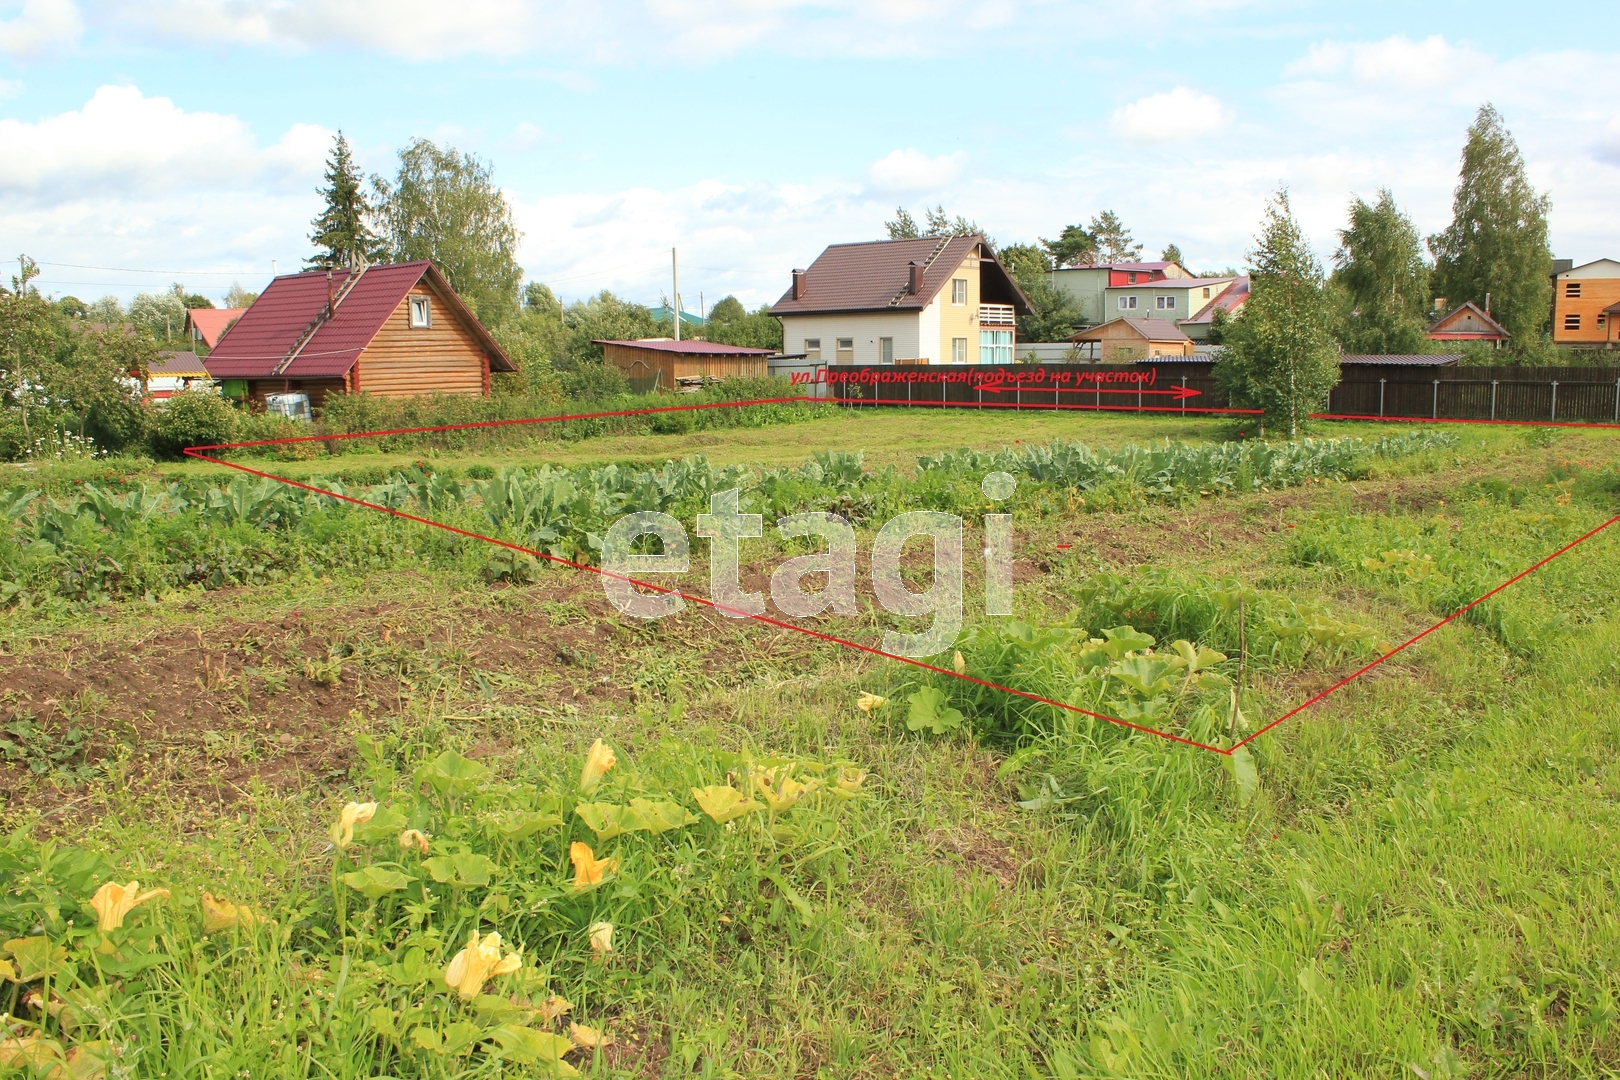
204,261,513,379
184,308,245,348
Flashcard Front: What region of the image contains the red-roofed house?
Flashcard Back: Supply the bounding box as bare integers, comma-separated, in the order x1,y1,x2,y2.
183,308,246,350
203,261,515,408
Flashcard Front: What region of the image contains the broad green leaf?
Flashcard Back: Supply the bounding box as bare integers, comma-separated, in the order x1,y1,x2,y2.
411,1026,442,1052
906,687,965,735
1109,657,1176,697
369,1006,398,1037
574,802,651,841
628,797,698,834
417,751,488,798
1225,744,1259,807
351,803,408,844
3,936,70,981
487,809,564,841
423,852,496,887
488,1024,578,1072
1170,640,1227,673
341,865,415,899
1099,625,1155,659
691,786,765,824
442,1020,485,1056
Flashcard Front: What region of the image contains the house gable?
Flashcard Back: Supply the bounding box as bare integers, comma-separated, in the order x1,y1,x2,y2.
355,277,491,397
1428,301,1509,340
1559,258,1620,280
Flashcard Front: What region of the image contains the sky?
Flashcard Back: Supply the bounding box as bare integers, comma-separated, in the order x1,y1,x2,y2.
4,0,1620,314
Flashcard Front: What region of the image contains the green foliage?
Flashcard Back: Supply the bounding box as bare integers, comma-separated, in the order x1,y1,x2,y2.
1,256,60,455
1217,189,1341,437
224,283,259,309
153,387,238,458
371,138,524,327
128,290,187,341
308,132,382,270
701,296,783,351
557,291,663,369
1428,104,1552,347
884,204,984,241
1001,243,1083,343
1160,242,1184,267
1040,210,1139,267
1332,188,1432,354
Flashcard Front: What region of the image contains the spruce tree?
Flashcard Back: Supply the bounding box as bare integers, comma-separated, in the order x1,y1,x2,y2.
308,133,379,270
1216,190,1340,438
1428,104,1551,345
1331,189,1430,354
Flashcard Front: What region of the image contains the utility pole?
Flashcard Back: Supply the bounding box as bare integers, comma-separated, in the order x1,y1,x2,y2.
672,247,680,342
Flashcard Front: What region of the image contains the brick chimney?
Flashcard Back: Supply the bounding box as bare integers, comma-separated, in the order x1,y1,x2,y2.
791,268,807,300
908,261,924,295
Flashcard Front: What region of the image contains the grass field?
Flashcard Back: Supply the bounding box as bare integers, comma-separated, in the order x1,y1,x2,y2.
1,409,1617,1079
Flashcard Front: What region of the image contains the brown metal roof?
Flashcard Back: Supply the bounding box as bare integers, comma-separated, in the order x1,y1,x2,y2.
1070,317,1191,344
1341,353,1462,366
593,339,774,355
768,235,1031,317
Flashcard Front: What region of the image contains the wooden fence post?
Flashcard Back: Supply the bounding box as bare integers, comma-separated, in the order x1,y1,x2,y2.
1490,380,1497,420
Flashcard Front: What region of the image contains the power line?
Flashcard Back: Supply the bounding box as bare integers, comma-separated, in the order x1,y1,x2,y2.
39,261,267,277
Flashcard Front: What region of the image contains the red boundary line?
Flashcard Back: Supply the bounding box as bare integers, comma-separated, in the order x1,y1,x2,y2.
181,396,1619,756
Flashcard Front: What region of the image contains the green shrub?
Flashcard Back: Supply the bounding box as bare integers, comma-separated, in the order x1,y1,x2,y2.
151,388,238,458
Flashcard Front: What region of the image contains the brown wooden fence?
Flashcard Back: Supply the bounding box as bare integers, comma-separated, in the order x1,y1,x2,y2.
819,361,1620,424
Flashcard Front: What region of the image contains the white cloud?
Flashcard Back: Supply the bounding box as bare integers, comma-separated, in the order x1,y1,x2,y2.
0,85,328,304
0,0,81,56
499,121,545,154
0,77,22,98
1109,87,1228,144
866,148,967,193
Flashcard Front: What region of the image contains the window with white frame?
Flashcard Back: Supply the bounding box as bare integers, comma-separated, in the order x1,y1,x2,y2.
879,337,894,364
409,295,432,328
1155,295,1176,310
1565,313,1582,330
1119,295,1138,310
952,337,967,363
979,329,1012,364
951,279,968,305
835,337,854,363
804,338,821,359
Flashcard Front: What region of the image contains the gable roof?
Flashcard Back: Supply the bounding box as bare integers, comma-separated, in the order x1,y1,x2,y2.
204,261,514,380
1558,258,1620,279
150,351,211,378
1182,276,1250,325
1427,300,1510,339
183,308,245,348
769,235,1031,317
594,338,774,355
1070,317,1192,344
1109,276,1234,292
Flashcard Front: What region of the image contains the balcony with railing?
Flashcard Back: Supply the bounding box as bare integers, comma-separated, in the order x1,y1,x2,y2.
979,303,1016,326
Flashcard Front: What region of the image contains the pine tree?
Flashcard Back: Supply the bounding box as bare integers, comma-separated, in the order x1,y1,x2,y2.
1428,104,1551,346
1331,189,1430,355
1216,190,1340,438
308,133,379,270
1090,211,1142,263
1161,243,1184,268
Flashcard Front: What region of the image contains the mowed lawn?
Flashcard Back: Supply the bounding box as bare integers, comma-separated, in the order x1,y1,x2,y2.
1,411,1617,1079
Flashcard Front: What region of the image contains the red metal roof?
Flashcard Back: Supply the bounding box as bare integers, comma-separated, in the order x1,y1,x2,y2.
593,338,774,355
204,262,514,379
183,308,245,348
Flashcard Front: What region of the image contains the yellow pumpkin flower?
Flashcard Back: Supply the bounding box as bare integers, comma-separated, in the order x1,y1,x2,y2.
569,1022,612,1049
855,692,886,714
398,829,431,854
753,770,820,813
569,841,618,890
540,995,573,1023
953,651,966,675
835,767,868,793
200,892,260,933
442,930,523,1000
89,881,170,932
578,739,617,794
588,921,613,956
329,801,378,848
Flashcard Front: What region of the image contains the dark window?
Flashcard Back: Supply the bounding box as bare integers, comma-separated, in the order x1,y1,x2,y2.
1564,313,1581,330
1566,282,1581,297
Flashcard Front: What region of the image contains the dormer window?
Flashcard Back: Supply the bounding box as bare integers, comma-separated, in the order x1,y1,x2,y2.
409,296,432,328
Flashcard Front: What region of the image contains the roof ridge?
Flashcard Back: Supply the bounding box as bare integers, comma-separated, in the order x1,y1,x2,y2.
270,264,368,377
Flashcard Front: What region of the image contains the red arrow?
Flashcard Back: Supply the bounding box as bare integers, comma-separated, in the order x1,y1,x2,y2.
979,383,1202,400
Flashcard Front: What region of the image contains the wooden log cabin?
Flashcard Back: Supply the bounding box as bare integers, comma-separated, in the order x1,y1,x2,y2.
597,338,775,394
203,261,515,409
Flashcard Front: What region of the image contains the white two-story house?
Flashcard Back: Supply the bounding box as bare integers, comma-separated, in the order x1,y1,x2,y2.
769,235,1031,364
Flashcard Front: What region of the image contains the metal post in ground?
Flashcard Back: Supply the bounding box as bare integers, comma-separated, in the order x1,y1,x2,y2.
1491,380,1498,420
1182,375,1187,414
1432,380,1439,419
1551,380,1558,421
1379,378,1386,417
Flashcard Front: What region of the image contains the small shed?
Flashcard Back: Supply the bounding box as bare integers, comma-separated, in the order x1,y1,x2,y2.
147,351,213,401
1070,317,1194,362
596,339,775,394
1341,353,1461,367
1427,302,1509,346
